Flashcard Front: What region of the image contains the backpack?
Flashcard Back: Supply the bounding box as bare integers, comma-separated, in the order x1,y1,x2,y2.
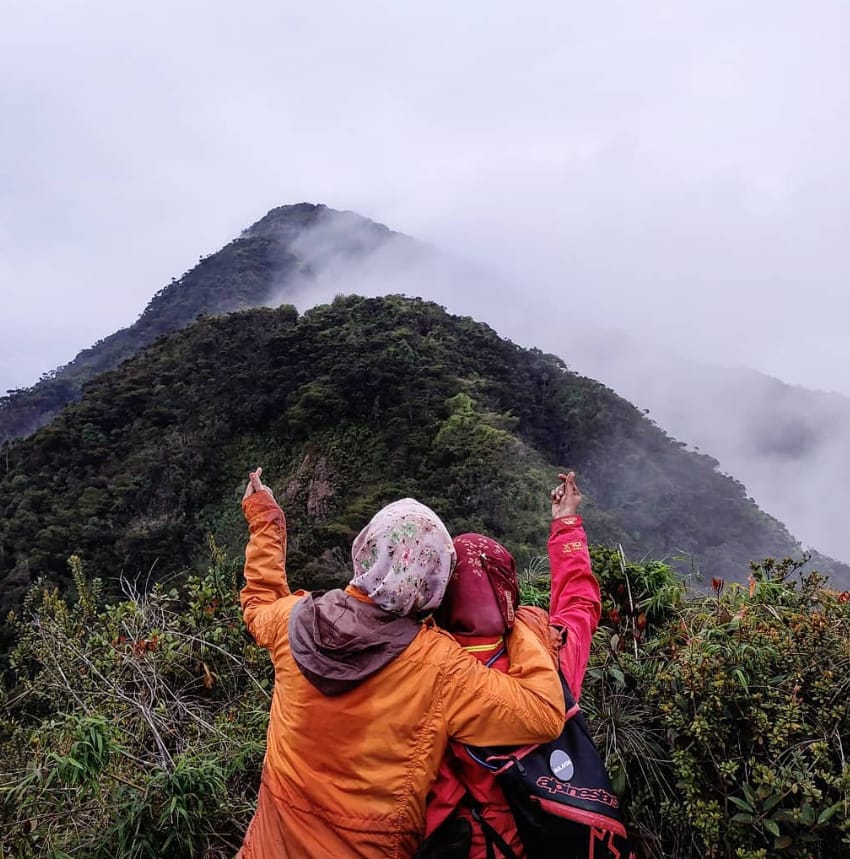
419,649,635,859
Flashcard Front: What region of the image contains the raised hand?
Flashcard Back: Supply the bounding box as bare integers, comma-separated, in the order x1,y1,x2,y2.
242,466,275,501
550,471,582,519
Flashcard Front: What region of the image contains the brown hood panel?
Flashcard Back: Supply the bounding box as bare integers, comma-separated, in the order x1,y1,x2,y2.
288,590,420,696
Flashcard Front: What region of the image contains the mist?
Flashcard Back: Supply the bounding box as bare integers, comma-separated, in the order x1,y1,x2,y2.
260,210,850,566
567,333,850,564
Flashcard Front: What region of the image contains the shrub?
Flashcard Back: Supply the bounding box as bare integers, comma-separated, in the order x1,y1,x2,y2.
0,549,271,858
520,550,850,858
2,547,848,858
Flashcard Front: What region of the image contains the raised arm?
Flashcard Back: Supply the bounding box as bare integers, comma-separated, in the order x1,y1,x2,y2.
440,618,565,746
548,472,601,701
240,468,300,648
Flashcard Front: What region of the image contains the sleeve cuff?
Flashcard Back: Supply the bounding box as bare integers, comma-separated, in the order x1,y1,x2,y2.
242,491,285,524
549,515,583,538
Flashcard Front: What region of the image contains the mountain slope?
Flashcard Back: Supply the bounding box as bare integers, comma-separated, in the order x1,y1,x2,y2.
2,295,845,642
0,204,403,442
3,201,847,576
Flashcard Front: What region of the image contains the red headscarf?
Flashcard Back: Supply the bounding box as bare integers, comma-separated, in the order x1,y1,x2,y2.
435,533,520,637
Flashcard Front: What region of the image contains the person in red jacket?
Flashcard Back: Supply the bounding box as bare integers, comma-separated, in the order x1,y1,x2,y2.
423,472,602,858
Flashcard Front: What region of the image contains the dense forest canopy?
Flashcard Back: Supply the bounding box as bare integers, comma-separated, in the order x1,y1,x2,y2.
2,294,844,653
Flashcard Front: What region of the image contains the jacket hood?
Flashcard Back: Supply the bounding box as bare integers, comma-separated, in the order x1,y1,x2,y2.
288,590,420,696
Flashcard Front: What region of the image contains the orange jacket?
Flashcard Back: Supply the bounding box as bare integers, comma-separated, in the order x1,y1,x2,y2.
236,492,565,859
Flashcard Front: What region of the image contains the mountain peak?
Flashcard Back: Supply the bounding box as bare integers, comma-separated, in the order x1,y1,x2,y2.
0,202,404,443
241,202,398,249
240,202,330,240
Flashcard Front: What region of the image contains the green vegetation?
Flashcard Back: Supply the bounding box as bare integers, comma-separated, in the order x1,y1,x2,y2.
2,295,843,654
1,292,847,855
524,551,850,858
3,546,847,857
1,549,267,858
2,207,847,856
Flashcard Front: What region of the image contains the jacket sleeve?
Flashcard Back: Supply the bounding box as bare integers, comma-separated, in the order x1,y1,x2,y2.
439,619,565,746
240,491,302,648
548,515,601,701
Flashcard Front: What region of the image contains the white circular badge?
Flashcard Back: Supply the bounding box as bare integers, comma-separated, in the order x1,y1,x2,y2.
549,749,574,781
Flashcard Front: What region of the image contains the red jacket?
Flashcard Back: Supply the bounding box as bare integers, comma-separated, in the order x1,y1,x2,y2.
425,516,601,857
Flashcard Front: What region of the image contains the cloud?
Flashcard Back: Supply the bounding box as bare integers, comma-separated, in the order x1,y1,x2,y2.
3,1,850,387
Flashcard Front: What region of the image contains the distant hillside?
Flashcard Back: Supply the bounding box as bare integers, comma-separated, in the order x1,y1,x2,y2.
0,203,404,443
567,334,850,564
2,296,845,649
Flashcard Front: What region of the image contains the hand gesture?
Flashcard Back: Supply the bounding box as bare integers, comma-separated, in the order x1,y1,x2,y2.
551,472,582,519
242,467,275,501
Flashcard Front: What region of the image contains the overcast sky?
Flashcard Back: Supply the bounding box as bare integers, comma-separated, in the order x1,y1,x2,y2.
2,0,849,397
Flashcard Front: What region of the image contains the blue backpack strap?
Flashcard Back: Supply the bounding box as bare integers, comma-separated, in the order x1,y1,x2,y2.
485,646,506,667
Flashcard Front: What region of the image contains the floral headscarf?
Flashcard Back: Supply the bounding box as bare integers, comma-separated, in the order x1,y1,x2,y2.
435,533,520,636
351,499,456,616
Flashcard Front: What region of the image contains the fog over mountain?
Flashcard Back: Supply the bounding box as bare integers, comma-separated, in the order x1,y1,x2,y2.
3,3,848,565
254,209,850,566
3,2,850,401
3,195,846,566
568,336,850,565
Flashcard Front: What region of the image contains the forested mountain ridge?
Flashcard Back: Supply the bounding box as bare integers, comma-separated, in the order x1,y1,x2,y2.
0,203,402,443
5,199,848,582
2,294,846,645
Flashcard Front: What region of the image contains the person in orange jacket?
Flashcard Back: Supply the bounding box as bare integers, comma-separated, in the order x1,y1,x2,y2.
235,468,565,859
423,472,602,858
